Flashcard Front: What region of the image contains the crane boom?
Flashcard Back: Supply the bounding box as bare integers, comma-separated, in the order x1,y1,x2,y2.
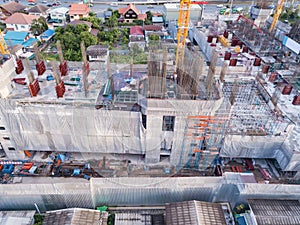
269,0,285,32
175,1,208,67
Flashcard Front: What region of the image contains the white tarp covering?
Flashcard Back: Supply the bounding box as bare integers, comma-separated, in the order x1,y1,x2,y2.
0,100,144,155
1,175,300,211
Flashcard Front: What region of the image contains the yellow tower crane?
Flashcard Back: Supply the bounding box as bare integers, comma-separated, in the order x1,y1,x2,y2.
175,1,208,67
0,30,10,55
269,0,285,32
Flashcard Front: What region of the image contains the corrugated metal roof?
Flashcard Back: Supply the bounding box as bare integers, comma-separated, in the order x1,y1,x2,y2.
5,31,28,41
43,208,108,225
248,199,300,225
165,200,227,225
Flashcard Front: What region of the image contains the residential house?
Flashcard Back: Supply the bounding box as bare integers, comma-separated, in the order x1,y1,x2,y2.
152,16,164,26
27,4,49,18
144,25,168,42
68,4,89,22
4,13,39,32
4,31,38,50
40,29,55,42
0,2,26,20
118,3,147,23
86,45,109,62
129,26,145,49
69,20,92,32
47,7,69,28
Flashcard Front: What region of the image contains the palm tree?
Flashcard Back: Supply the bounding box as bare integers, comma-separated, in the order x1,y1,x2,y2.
30,17,48,37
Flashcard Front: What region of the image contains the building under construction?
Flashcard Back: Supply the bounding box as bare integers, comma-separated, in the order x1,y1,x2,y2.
0,1,300,176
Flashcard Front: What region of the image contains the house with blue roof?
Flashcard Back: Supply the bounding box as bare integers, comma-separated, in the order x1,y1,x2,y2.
4,31,38,49
40,29,55,42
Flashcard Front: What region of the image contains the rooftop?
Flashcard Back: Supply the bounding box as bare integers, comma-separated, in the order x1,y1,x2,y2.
43,208,108,225
68,4,89,15
4,13,38,25
0,2,26,14
248,199,300,225
0,210,35,225
165,200,233,225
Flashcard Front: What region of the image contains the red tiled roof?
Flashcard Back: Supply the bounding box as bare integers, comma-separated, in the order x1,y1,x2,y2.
27,4,49,13
69,20,92,28
0,2,26,14
5,13,38,25
69,4,89,15
144,25,162,31
130,26,144,36
138,14,147,21
118,3,139,15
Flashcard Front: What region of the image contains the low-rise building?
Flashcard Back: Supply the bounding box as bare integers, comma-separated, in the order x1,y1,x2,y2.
162,3,202,25
69,20,92,32
47,7,69,28
86,45,109,62
68,4,89,22
129,25,145,49
0,2,26,20
118,3,147,23
4,31,38,51
4,13,38,32
27,4,49,18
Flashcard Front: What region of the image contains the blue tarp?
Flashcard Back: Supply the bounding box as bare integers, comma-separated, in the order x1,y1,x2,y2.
57,154,65,162
236,216,247,225
72,169,80,176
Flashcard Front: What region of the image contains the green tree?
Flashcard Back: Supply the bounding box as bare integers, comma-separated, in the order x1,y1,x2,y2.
80,31,98,47
106,15,118,29
81,15,103,30
30,17,48,37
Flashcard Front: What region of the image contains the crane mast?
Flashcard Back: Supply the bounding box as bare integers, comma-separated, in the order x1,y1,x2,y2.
176,0,191,67
269,0,285,32
175,1,207,67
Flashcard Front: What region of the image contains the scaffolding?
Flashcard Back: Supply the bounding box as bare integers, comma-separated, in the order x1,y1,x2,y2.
222,80,289,136
179,115,227,172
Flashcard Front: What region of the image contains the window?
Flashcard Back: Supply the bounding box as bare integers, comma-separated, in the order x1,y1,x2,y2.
21,25,25,29
3,137,10,140
142,114,147,129
162,116,175,131
8,147,15,151
0,126,5,130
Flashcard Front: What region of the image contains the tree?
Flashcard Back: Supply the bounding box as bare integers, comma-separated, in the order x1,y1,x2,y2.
30,17,48,37
81,14,103,30
80,31,98,47
106,15,118,29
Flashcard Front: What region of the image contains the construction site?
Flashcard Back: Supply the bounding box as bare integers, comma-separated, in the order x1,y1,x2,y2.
0,0,299,214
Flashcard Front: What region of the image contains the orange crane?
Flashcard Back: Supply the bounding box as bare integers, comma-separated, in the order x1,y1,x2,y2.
0,30,10,55
269,0,285,32
176,1,208,66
